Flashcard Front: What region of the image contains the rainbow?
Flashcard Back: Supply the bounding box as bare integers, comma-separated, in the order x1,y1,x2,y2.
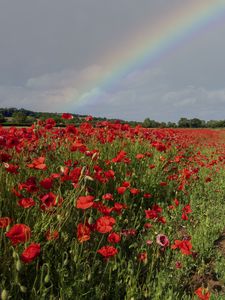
69,1,225,110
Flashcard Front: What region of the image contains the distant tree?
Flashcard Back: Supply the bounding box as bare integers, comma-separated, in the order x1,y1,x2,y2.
189,118,204,128
12,111,27,123
143,118,160,128
0,113,6,123
178,118,191,128
160,122,167,128
167,122,177,128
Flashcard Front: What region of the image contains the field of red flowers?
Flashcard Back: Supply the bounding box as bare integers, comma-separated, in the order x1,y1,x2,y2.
1,116,225,299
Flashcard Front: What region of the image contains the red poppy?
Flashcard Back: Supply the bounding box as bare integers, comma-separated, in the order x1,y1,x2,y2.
97,245,118,258
62,113,73,120
4,163,19,174
45,229,59,241
130,188,140,195
85,115,93,121
96,216,116,234
117,186,127,194
136,153,145,159
171,239,192,255
138,252,148,263
27,157,46,170
20,243,41,263
194,287,210,300
77,223,91,243
6,224,31,245
76,195,95,210
40,192,58,210
102,193,114,201
40,178,53,189
0,217,12,228
107,232,121,243
18,198,35,208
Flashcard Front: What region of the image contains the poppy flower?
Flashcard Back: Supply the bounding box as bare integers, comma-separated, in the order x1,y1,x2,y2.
138,252,148,263
77,223,91,243
107,232,121,243
102,193,114,201
40,178,53,189
27,157,46,170
62,113,73,120
156,234,169,247
18,198,35,208
0,217,12,228
6,224,31,245
171,239,192,255
96,216,116,234
45,229,59,241
76,195,95,210
194,287,210,300
117,187,127,195
40,192,58,210
97,245,118,258
20,243,41,263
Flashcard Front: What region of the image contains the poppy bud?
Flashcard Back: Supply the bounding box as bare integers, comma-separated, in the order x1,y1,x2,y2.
20,285,27,293
16,260,22,272
1,289,8,300
44,274,50,283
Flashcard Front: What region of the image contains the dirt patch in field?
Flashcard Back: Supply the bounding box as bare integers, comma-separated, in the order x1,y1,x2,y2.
214,229,225,256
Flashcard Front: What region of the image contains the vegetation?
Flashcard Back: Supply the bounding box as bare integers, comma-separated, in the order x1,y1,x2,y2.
1,116,225,299
0,107,225,128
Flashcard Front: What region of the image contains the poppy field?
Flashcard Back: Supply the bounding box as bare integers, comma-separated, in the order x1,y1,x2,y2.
1,115,225,299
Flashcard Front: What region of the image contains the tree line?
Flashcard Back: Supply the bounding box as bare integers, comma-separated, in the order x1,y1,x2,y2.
0,108,224,128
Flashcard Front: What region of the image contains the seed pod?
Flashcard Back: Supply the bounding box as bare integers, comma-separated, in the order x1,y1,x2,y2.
1,289,8,300
16,260,22,272
44,274,50,283
88,216,94,224
12,250,18,259
20,285,27,293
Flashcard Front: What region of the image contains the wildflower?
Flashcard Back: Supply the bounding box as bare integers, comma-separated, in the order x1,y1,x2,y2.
102,193,114,201
0,217,12,228
40,192,59,210
76,195,95,210
117,186,127,195
138,252,148,263
40,178,53,189
194,287,210,300
77,223,91,243
6,224,31,245
96,216,116,234
175,261,182,269
130,188,140,195
45,229,59,241
18,198,35,208
27,157,46,170
156,234,169,247
107,232,121,243
97,245,118,258
171,239,192,255
20,243,41,263
62,113,73,120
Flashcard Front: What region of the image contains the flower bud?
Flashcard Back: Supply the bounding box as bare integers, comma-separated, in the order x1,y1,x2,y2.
1,290,8,300
20,285,27,293
16,260,22,272
44,274,50,283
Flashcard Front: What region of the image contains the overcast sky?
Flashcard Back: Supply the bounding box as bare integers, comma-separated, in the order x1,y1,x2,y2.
1,0,225,122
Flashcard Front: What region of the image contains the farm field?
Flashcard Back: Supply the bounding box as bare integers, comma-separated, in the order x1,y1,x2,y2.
1,117,225,299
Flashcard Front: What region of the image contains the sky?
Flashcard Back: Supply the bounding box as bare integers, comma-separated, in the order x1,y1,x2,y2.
0,0,225,122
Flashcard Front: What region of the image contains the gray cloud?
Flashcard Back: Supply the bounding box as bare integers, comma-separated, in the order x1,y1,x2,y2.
0,0,225,121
